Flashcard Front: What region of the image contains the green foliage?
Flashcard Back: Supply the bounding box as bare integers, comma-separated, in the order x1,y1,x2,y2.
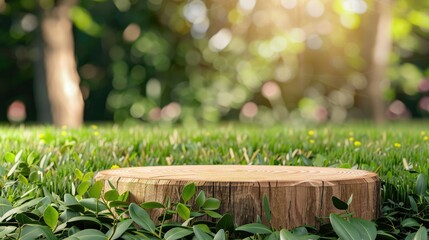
0,125,429,238
181,182,196,203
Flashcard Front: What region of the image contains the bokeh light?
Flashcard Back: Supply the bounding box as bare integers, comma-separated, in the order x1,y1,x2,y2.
7,100,26,123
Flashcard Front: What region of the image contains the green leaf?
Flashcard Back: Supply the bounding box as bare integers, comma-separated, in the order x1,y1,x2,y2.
193,225,213,240
15,150,23,162
129,203,156,234
347,194,354,205
43,187,55,203
29,171,38,182
216,213,234,232
414,226,428,240
401,218,420,228
0,198,12,216
106,219,133,240
263,193,271,223
7,161,21,178
256,215,262,224
18,174,29,185
21,224,57,240
196,191,206,208
64,194,85,212
77,181,91,196
349,218,377,240
59,209,80,222
409,196,419,213
16,213,39,224
4,152,15,163
376,230,397,240
70,6,102,37
202,198,221,210
332,196,349,210
74,169,83,180
236,223,273,234
181,183,196,203
416,174,428,196
329,214,361,240
44,206,58,230
64,194,79,206
266,231,281,240
141,201,165,209
164,227,193,240
176,203,191,220
0,226,17,238
104,189,119,202
118,191,130,202
82,172,94,182
109,200,130,208
64,229,106,240
67,216,102,228
79,198,108,212
205,210,222,218
0,197,43,222
214,229,226,240
27,152,36,166
88,180,104,199
280,229,300,240
181,217,195,227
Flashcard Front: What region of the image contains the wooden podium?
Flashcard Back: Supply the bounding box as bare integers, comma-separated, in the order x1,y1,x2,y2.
95,165,380,229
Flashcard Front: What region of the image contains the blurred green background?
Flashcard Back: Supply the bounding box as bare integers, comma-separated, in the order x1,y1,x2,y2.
1,0,429,125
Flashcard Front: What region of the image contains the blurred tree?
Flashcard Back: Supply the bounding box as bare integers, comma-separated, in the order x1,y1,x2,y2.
36,0,83,127
361,0,393,123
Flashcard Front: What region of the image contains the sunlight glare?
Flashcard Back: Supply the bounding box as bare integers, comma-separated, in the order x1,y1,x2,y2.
306,34,323,50
289,28,306,43
183,0,207,24
209,28,232,51
238,0,256,12
306,0,324,18
280,0,297,10
342,0,367,14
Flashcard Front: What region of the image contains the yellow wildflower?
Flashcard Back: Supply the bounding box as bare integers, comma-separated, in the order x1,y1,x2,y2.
394,143,401,148
424,136,429,141
61,131,67,136
308,130,315,136
94,131,99,136
38,133,45,139
91,125,98,129
421,131,426,136
309,139,315,144
111,164,120,169
354,141,361,147
349,137,354,142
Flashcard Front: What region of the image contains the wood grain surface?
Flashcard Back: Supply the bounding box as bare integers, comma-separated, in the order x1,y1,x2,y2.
95,165,380,229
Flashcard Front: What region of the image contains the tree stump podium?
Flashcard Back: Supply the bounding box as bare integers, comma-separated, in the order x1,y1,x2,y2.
95,165,380,229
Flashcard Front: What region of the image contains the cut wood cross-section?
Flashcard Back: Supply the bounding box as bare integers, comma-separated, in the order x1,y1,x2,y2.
95,165,380,229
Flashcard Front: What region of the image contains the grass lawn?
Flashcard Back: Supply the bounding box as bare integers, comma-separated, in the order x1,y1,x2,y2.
0,123,428,239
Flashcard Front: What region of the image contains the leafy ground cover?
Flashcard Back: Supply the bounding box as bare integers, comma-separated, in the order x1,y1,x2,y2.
0,123,428,239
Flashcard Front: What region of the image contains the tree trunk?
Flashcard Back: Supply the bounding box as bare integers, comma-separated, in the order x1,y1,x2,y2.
38,0,83,127
95,165,380,229
362,0,393,123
